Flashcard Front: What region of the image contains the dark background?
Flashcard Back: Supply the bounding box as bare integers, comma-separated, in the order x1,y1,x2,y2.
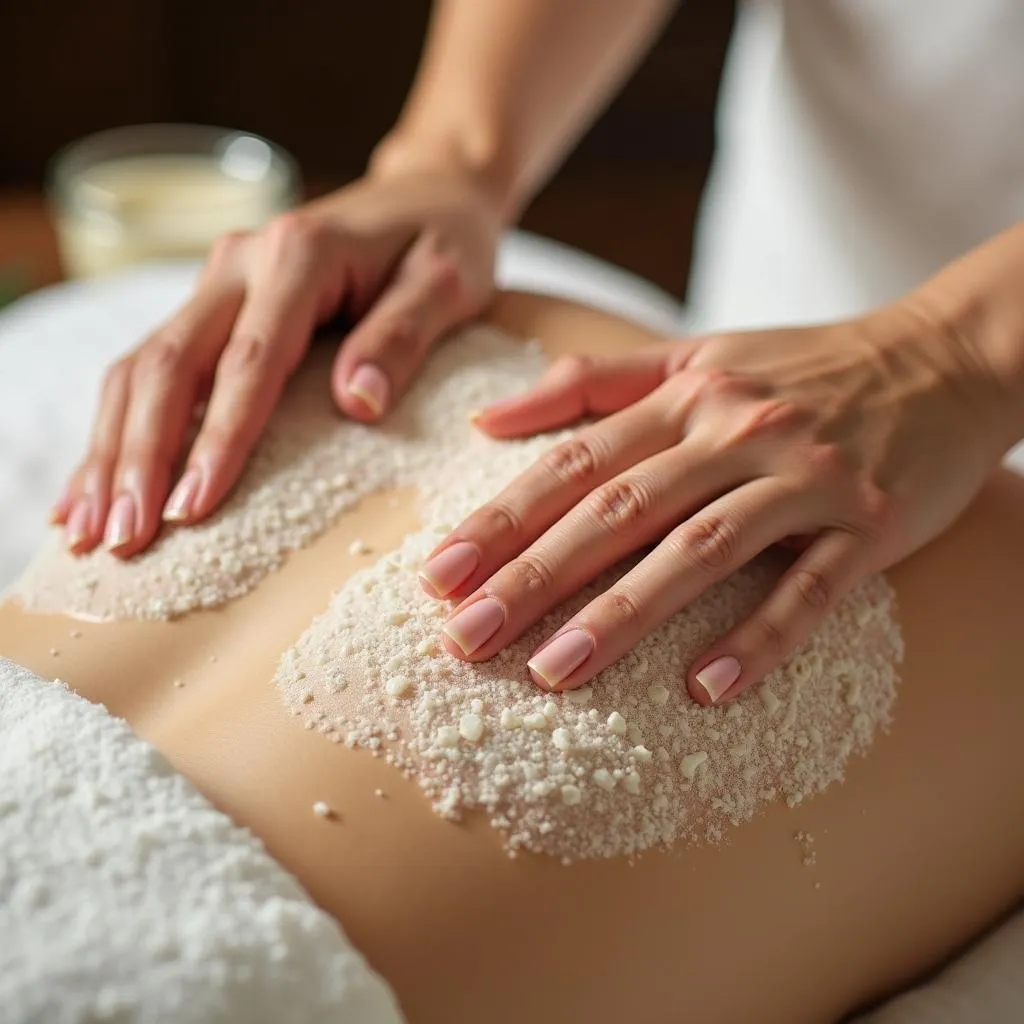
1,2,735,297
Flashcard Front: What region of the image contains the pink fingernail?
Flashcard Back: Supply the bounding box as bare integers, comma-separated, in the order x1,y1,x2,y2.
527,629,594,690
347,363,391,417
694,656,741,703
66,501,91,549
164,468,202,522
443,597,504,655
419,541,480,597
105,494,136,550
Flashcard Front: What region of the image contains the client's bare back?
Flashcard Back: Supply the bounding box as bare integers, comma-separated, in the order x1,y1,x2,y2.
1,294,1021,1023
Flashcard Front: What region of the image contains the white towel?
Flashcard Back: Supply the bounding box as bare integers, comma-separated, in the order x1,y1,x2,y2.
0,657,406,1024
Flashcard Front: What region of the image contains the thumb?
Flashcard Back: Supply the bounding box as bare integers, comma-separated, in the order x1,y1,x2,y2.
332,236,477,421
472,346,673,438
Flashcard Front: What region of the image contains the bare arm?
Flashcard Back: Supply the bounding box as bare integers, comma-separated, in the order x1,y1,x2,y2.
372,0,678,220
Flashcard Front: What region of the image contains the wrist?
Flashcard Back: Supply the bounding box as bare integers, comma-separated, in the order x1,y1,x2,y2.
907,223,1024,454
369,123,519,224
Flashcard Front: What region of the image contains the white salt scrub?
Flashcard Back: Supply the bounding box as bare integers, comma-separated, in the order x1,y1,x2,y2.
267,329,903,859
5,327,550,620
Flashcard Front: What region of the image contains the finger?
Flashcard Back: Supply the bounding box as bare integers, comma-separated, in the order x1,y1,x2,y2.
104,285,246,556
331,235,471,422
439,440,754,664
62,357,133,553
471,348,674,439
687,530,867,705
175,250,320,523
521,478,821,691
419,386,686,600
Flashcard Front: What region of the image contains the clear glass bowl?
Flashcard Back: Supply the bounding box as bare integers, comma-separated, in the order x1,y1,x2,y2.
48,124,301,278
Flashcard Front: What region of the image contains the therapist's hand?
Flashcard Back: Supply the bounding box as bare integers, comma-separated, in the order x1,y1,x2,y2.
51,164,501,557
421,303,1014,704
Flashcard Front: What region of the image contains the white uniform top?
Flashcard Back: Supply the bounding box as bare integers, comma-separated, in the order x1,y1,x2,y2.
687,0,1024,332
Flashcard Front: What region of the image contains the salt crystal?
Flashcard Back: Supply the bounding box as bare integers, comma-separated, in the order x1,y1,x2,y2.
524,712,548,731
349,539,372,556
606,711,627,735
543,700,558,718
630,745,653,763
759,685,782,717
459,714,484,743
623,772,641,795
500,709,523,730
436,725,460,747
647,684,670,706
312,801,333,818
681,751,709,781
552,728,571,751
592,768,616,792
561,784,582,805
385,675,412,698
387,611,409,626
564,686,593,705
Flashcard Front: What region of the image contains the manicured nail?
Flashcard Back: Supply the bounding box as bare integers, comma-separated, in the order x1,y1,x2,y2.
163,468,202,522
694,656,741,703
443,597,504,655
104,494,136,550
419,541,480,597
66,501,91,548
527,628,594,690
347,363,390,417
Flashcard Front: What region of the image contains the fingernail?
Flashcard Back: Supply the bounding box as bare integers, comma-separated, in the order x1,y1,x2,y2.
419,541,480,597
694,656,741,703
468,408,484,423
163,468,202,522
443,597,504,655
527,628,594,690
104,494,136,550
347,363,390,417
66,501,91,548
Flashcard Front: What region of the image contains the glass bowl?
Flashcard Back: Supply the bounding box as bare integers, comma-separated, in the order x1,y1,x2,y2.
48,124,301,278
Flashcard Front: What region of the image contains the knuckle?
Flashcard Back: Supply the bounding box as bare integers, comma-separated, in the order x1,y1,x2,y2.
505,552,556,595
587,477,652,535
263,211,319,252
136,334,191,379
207,230,248,268
729,399,801,446
602,586,644,630
554,353,594,385
857,480,893,536
672,514,741,573
222,333,277,376
792,568,831,611
377,315,421,359
541,437,601,486
471,501,524,545
804,442,848,480
752,614,786,658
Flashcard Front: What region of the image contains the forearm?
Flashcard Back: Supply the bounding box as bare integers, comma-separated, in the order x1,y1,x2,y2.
370,0,676,221
911,221,1024,452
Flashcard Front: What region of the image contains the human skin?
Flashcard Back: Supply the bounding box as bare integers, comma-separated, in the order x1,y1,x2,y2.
429,225,1024,700
5,295,1023,1024
49,0,675,558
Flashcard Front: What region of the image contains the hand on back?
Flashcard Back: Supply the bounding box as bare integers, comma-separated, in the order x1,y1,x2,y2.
51,163,502,557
